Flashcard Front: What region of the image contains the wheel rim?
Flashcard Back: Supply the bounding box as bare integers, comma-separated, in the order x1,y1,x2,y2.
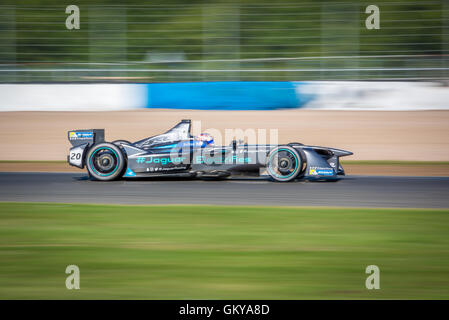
268,148,299,179
89,147,120,176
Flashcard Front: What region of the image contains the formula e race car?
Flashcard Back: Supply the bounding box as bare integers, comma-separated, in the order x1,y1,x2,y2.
67,120,352,182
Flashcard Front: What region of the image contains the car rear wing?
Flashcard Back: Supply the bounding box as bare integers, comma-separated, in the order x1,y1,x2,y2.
68,129,105,147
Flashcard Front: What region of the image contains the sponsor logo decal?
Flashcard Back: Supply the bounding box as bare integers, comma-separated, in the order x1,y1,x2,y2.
135,156,186,165
134,154,251,166
195,155,252,165
69,131,93,140
309,167,334,176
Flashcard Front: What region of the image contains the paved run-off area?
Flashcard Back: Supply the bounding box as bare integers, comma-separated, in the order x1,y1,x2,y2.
0,110,448,161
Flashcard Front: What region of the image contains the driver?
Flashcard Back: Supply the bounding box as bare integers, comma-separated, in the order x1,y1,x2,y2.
196,133,214,147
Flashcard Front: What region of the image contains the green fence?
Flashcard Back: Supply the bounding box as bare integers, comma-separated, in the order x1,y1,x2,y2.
0,0,448,82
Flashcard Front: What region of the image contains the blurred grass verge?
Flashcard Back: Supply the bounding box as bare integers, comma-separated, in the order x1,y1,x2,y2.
0,203,448,299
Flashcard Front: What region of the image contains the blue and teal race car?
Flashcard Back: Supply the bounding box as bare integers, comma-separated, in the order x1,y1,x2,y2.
68,119,352,182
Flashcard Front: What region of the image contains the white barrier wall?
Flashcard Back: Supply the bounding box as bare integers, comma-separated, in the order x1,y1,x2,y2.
0,81,448,111
0,84,147,111
297,81,449,110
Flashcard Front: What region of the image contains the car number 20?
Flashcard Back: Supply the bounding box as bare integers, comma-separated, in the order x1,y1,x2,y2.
70,151,81,160
69,148,84,167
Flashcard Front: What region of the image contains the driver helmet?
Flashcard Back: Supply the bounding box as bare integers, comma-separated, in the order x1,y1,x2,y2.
197,133,214,146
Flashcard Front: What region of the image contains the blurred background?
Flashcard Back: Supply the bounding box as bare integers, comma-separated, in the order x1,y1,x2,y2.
0,0,448,82
0,0,448,161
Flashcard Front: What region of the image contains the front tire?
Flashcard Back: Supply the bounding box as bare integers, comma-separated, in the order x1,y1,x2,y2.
266,146,302,182
86,142,125,181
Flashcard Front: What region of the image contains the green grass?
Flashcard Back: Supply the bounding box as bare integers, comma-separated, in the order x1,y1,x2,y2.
0,203,448,299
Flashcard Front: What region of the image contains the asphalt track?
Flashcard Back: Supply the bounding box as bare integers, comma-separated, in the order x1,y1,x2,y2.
0,172,448,208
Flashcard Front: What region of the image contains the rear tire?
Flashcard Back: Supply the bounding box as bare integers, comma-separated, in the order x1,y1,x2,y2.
266,146,302,182
86,142,125,181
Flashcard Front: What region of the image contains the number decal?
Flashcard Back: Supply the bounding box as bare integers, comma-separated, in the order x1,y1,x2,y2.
68,145,85,168
70,152,81,160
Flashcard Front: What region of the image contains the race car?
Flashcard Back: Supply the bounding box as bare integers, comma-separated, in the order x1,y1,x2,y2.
67,119,352,182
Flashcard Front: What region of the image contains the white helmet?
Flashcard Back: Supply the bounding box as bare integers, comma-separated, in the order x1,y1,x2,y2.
197,133,214,146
